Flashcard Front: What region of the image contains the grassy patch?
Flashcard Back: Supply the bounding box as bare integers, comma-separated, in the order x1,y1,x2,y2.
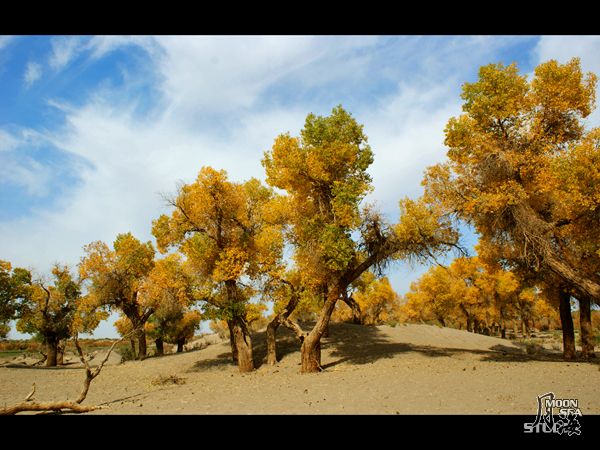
151,374,187,386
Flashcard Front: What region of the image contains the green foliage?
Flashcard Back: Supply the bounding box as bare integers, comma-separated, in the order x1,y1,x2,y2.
16,265,81,344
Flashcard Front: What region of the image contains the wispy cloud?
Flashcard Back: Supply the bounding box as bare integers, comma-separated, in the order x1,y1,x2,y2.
0,129,19,152
0,35,14,51
24,61,42,87
10,35,600,338
49,36,84,71
0,128,52,196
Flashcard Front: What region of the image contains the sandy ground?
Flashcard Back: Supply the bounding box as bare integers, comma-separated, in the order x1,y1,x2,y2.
1,323,598,414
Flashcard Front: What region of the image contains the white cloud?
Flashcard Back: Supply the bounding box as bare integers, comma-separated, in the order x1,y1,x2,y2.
1,36,541,337
0,157,52,196
153,36,379,121
535,35,600,74
48,36,158,73
363,81,462,214
86,35,158,60
49,36,84,71
0,129,19,152
0,128,53,196
24,61,42,87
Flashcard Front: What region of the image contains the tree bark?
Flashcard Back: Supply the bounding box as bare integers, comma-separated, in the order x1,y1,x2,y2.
522,319,530,338
177,338,185,353
265,283,303,365
342,294,363,324
56,340,65,365
129,338,137,360
227,320,238,363
46,336,58,367
559,289,576,361
578,296,596,359
546,254,600,302
137,329,147,360
155,337,164,356
301,287,339,373
0,401,97,415
460,305,472,332
301,336,321,373
266,319,280,366
232,319,253,372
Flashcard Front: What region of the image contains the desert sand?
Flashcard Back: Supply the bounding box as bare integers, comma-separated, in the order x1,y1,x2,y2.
1,323,598,414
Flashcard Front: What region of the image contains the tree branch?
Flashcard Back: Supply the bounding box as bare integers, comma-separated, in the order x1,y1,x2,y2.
0,330,135,415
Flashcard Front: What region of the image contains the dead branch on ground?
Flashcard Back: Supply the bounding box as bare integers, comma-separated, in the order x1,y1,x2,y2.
0,330,136,415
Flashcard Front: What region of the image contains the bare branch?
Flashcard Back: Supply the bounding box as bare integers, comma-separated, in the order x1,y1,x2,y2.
24,384,36,402
0,401,98,415
0,330,136,415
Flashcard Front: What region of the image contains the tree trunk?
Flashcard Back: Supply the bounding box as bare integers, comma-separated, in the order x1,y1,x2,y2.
579,296,596,359
513,319,519,338
177,338,185,353
301,336,321,373
227,320,238,363
46,337,58,367
301,288,339,373
500,319,506,339
155,337,164,356
265,283,303,365
559,289,576,361
323,323,330,338
546,254,600,302
56,340,65,365
129,338,137,359
266,319,280,366
342,294,362,324
232,319,253,373
522,318,530,338
137,329,147,360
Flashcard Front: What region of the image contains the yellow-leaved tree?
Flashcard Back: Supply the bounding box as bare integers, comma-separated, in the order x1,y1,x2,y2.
332,273,401,325
0,260,31,339
262,106,461,372
152,167,279,372
422,58,599,359
79,232,156,359
140,254,198,355
16,265,104,366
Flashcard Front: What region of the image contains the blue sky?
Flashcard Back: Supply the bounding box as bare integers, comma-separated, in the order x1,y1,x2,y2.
1,35,599,339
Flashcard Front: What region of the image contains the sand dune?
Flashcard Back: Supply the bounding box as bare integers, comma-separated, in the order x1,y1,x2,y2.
1,323,598,414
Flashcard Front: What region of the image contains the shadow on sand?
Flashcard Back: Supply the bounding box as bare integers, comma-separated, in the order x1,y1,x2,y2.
186,322,599,372
321,323,600,369
188,324,308,372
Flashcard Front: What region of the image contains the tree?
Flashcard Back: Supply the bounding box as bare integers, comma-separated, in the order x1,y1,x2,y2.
79,232,156,359
423,58,600,302
262,106,459,372
165,310,202,353
16,265,80,366
140,254,197,356
402,255,559,340
152,167,278,372
0,260,30,338
333,274,401,325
